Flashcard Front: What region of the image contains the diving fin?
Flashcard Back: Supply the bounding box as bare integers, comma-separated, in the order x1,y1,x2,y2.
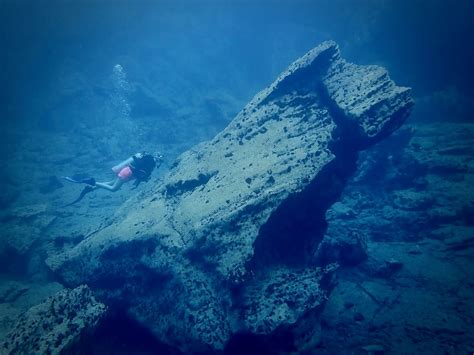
64,185,95,206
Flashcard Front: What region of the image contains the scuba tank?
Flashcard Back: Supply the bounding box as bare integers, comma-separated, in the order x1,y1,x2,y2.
112,152,161,185
112,152,149,173
111,154,140,173
130,153,155,180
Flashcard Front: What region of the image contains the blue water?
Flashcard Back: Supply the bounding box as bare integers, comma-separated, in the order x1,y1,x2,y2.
1,0,473,353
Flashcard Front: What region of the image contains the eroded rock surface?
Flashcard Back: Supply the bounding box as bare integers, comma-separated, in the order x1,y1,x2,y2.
47,41,412,351
1,285,106,354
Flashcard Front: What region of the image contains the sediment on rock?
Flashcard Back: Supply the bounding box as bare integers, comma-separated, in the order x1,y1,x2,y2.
46,41,413,352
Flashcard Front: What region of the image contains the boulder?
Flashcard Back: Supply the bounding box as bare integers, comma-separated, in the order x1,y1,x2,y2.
47,41,412,351
1,285,106,354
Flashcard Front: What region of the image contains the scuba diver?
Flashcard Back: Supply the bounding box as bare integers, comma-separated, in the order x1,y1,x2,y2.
64,152,162,206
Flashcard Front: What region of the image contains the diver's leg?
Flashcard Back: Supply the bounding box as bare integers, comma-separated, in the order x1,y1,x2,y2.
95,178,124,192
63,176,96,185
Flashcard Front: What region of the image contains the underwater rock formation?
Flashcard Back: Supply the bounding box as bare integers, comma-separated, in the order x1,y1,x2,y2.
47,41,413,352
316,122,474,353
1,285,106,354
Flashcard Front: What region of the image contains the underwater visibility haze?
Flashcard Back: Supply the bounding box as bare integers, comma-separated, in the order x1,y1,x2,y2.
0,0,473,353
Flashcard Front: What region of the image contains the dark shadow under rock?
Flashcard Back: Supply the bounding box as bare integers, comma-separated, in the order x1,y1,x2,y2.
70,310,183,355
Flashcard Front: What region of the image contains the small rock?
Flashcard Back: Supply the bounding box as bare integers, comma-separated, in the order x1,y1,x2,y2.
369,259,403,278
361,344,385,354
344,301,355,309
386,259,403,271
408,245,422,255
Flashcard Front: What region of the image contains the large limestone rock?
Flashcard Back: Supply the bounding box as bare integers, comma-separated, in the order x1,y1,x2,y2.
47,41,413,352
1,285,106,354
